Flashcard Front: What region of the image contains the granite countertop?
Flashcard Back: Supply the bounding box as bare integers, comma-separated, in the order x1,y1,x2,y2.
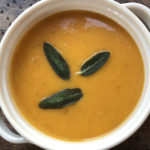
0,0,150,149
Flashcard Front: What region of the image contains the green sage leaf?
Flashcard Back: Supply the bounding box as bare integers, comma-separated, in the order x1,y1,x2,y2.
78,51,110,76
44,42,70,80
39,88,83,109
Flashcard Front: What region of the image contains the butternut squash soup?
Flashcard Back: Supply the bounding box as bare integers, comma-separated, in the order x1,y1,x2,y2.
9,11,144,141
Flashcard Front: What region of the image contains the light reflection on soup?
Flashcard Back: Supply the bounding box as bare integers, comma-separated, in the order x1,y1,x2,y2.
9,11,144,141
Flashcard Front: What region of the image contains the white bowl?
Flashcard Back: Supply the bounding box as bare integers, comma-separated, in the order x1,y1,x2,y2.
0,0,150,149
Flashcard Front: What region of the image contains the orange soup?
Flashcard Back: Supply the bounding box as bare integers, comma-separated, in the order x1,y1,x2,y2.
9,11,144,141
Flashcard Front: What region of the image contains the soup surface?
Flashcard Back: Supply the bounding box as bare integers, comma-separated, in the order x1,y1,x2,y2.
9,11,144,141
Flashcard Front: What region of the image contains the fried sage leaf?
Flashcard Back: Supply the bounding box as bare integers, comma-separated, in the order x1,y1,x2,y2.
78,51,110,76
44,42,70,80
39,88,83,109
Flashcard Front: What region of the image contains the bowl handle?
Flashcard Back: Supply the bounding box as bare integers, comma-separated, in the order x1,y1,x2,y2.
123,3,150,31
0,113,27,143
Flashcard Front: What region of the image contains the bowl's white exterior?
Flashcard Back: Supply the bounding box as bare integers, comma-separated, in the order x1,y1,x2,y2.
0,0,150,150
